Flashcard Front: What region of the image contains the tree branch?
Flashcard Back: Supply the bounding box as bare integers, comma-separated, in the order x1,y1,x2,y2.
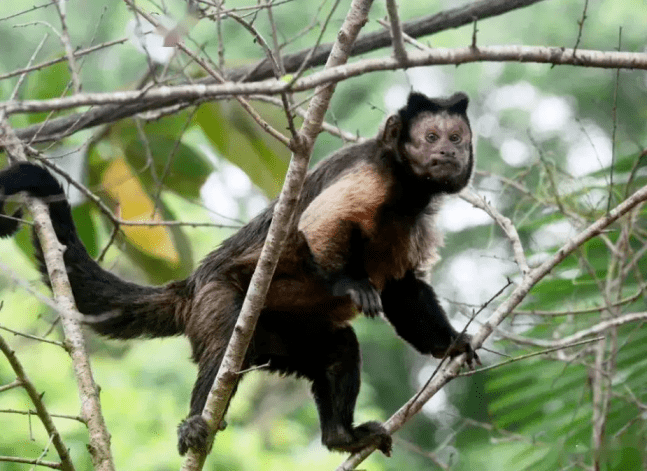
337,182,647,469
3,45,646,145
0,329,74,471
180,0,375,469
0,117,115,471
223,0,550,82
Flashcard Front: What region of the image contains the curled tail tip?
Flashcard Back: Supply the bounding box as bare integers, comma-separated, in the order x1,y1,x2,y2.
0,162,65,199
0,162,65,237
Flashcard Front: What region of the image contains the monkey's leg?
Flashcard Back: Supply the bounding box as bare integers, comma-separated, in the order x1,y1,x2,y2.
177,288,243,455
311,327,392,456
381,270,479,366
255,314,392,455
176,353,233,455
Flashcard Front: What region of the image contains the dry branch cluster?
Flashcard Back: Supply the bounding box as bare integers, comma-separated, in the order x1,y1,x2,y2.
1,1,646,471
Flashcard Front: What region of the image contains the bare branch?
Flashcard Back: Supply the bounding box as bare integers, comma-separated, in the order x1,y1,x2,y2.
227,0,550,82
0,117,115,471
181,1,376,469
0,38,128,82
572,0,589,54
0,380,22,393
338,183,647,470
0,408,84,422
9,34,49,101
459,337,605,377
385,0,407,63
460,188,529,275
4,46,646,120
0,325,74,471
53,0,81,93
0,455,62,469
0,323,66,348
478,184,647,344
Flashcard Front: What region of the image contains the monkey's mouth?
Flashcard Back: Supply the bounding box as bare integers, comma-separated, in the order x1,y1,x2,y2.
428,157,459,168
421,159,461,178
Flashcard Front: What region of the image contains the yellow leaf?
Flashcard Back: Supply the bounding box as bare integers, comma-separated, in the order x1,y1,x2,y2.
102,158,180,265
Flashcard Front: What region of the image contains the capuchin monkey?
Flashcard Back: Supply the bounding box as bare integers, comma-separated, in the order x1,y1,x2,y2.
0,91,479,457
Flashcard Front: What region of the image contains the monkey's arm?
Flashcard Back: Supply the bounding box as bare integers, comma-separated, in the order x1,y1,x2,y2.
298,162,387,316
381,270,479,366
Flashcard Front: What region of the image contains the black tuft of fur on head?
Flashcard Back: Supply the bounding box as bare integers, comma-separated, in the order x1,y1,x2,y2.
397,92,470,146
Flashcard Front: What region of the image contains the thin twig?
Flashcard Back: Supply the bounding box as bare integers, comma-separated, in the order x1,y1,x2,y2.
9,34,49,101
461,189,529,275
607,27,622,213
572,0,589,55
53,0,81,93
0,456,62,469
0,324,65,348
0,409,85,423
0,38,129,82
460,336,604,376
0,117,114,471
0,329,74,471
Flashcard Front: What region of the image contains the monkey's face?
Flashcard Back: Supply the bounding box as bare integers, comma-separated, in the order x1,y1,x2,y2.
402,111,473,193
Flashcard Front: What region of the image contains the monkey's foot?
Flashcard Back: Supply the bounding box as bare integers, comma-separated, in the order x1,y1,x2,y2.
324,421,392,456
177,415,226,455
447,333,481,369
332,278,383,317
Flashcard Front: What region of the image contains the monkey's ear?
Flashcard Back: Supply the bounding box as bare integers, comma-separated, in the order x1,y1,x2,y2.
447,92,469,115
380,115,402,145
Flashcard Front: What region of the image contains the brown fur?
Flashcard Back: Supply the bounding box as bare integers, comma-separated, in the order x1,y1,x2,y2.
298,161,390,271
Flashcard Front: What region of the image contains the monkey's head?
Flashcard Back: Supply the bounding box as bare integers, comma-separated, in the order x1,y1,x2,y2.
389,92,474,194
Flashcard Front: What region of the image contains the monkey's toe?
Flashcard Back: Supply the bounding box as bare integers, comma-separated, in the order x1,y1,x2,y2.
177,415,211,455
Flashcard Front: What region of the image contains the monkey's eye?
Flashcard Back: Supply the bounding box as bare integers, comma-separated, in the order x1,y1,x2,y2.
449,133,462,143
426,132,439,143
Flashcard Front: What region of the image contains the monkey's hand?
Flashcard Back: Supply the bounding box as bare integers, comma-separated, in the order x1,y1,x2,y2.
445,332,481,369
332,277,383,317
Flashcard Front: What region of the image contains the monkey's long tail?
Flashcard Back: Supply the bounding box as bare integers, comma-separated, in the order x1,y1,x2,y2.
0,163,189,339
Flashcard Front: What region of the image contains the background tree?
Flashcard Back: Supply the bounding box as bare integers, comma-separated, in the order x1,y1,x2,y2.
0,1,646,470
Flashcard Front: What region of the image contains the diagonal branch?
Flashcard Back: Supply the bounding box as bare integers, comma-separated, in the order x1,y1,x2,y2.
337,182,647,469
0,327,75,471
385,0,407,63
224,0,550,82
180,1,376,470
0,117,115,471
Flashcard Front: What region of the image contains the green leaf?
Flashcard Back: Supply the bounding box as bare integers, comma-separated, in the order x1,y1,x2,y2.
72,201,99,259
124,134,214,199
195,101,289,198
23,60,71,125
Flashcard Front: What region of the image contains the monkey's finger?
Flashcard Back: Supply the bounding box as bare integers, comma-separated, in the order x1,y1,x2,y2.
348,289,362,311
368,292,383,317
362,290,377,317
